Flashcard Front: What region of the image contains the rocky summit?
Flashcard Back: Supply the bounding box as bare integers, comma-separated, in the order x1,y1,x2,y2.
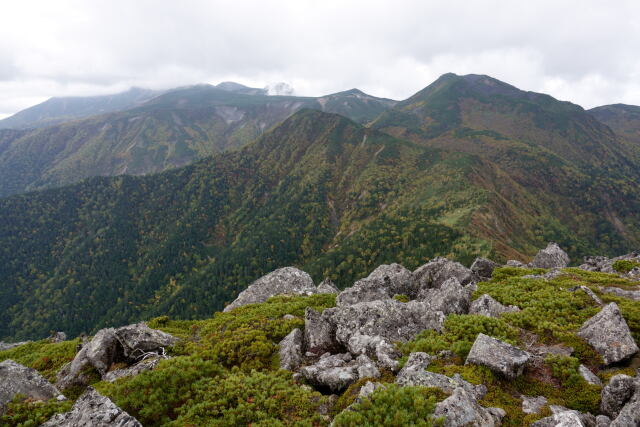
1,242,639,425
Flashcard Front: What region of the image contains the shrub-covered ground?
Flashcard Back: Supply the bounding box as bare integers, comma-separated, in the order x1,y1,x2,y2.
1,267,638,426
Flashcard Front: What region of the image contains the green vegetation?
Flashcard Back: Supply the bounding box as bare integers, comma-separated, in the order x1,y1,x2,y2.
0,396,72,427
0,339,79,382
612,259,640,273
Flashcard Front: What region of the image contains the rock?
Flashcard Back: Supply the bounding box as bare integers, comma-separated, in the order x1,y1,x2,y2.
396,353,486,399
578,364,602,386
57,323,177,389
282,314,297,320
358,381,386,399
530,405,597,427
279,328,304,371
596,415,612,427
601,287,640,301
300,353,358,392
48,331,67,343
412,257,475,293
577,303,639,365
506,260,525,267
469,294,520,318
0,360,64,412
433,387,505,426
331,299,444,347
0,341,30,352
304,307,339,356
316,278,340,294
417,277,473,315
569,286,603,305
610,391,640,427
224,267,316,311
103,356,163,382
115,322,178,360
335,280,391,307
529,242,570,269
465,333,531,379
470,257,499,280
375,339,402,372
600,374,637,418
522,395,548,414
355,354,380,379
363,263,414,296
42,387,141,427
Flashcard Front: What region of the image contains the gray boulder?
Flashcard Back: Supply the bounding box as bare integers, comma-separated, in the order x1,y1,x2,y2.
42,387,141,427
331,299,444,347
397,352,486,399
470,257,499,280
300,353,358,392
465,333,531,379
224,267,316,311
522,395,548,414
596,415,612,427
115,322,177,360
0,360,64,412
577,303,639,365
433,387,505,427
601,287,640,301
335,279,391,307
600,374,637,419
48,331,67,343
610,391,640,427
529,242,570,269
417,277,473,315
278,328,304,371
363,263,414,296
412,257,475,293
355,354,380,379
304,307,339,356
316,278,340,294
578,364,602,386
103,356,163,382
469,294,520,318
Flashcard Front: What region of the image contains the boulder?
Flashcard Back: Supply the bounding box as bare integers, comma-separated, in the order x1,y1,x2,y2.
278,328,304,371
316,278,340,294
417,277,473,315
304,307,339,356
578,364,602,386
596,415,612,427
600,374,637,418
355,354,380,379
224,267,316,311
529,242,570,269
331,299,444,347
610,391,640,427
601,287,640,301
335,279,391,307
115,322,177,360
48,332,67,343
522,395,548,414
469,294,520,318
577,303,639,365
103,356,163,382
0,360,64,412
299,353,358,392
433,387,505,427
470,257,499,280
412,257,475,293
362,263,414,296
465,334,531,379
396,353,486,399
42,387,141,427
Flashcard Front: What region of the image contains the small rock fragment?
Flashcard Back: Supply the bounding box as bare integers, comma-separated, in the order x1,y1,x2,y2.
465,333,530,379
279,328,304,371
529,242,570,269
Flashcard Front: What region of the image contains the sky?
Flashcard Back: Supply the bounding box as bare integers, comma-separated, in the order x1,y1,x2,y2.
1,0,639,119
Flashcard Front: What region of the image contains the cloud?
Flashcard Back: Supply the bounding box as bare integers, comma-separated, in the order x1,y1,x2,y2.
1,0,639,117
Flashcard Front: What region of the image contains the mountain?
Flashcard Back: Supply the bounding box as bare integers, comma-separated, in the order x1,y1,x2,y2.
1,102,640,341
0,85,396,197
0,87,161,130
589,103,640,145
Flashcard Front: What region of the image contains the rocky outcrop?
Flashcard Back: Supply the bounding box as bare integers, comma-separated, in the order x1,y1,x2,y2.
299,353,359,392
48,331,67,343
529,242,570,269
600,374,637,419
412,257,475,293
577,303,638,365
610,391,640,427
316,278,340,294
224,267,316,311
57,322,177,389
304,307,339,356
335,279,391,307
469,294,520,318
0,360,64,412
103,356,163,382
417,277,473,315
279,328,304,371
42,387,141,427
465,334,530,379
470,257,499,280
396,352,486,399
433,387,505,427
335,263,414,306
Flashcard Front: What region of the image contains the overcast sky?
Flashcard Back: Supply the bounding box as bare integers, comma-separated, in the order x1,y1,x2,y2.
1,0,639,118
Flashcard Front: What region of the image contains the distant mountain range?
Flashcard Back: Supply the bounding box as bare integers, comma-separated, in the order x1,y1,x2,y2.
0,73,639,340
0,83,396,197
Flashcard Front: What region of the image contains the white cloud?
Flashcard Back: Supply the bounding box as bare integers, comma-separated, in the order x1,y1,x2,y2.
1,0,639,116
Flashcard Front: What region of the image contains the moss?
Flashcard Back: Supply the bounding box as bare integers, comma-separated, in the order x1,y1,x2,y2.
0,339,79,382
612,259,640,273
393,294,410,303
0,395,73,427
